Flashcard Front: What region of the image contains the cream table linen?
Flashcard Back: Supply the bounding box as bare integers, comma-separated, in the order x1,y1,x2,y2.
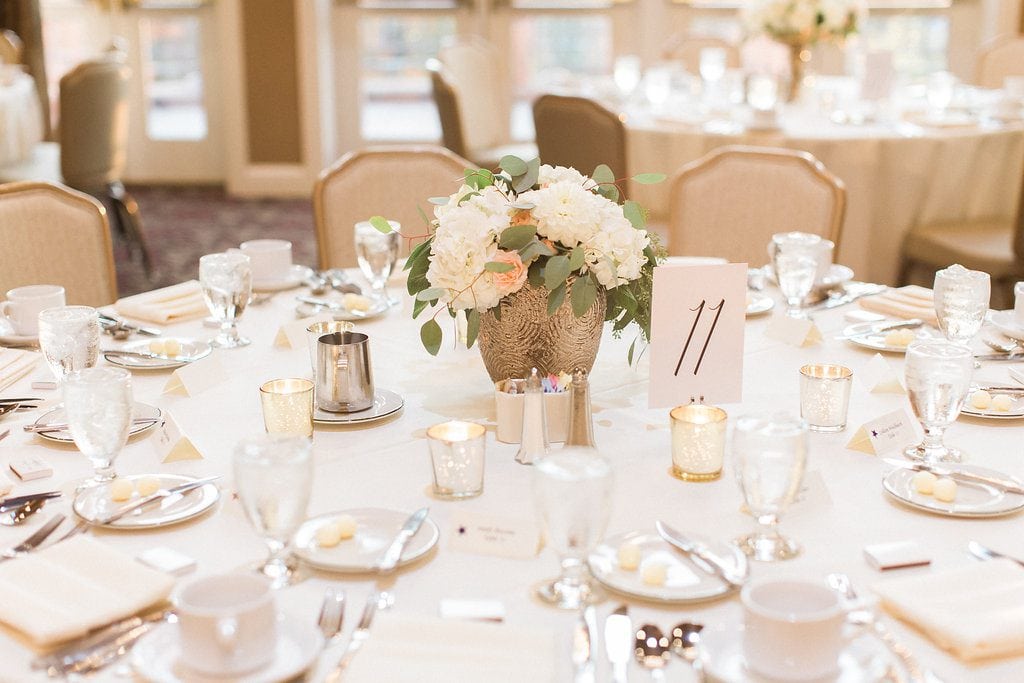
113,280,208,325
1,276,1024,680
0,73,42,167
0,348,37,391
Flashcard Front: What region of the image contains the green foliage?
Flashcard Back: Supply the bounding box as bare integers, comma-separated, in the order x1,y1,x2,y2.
547,283,566,315
369,216,393,234
465,169,493,190
499,155,527,176
498,225,537,250
544,254,571,290
420,319,442,355
632,173,667,184
571,273,598,317
484,261,515,273
466,308,480,348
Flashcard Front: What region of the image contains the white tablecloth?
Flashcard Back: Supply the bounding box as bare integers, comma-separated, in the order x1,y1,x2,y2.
2,278,1024,681
0,72,43,167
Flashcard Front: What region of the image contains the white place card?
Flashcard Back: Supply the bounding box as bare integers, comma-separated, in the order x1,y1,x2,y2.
864,541,931,571
150,413,203,463
162,356,227,397
847,409,917,456
273,313,335,350
862,353,905,394
649,264,747,408
765,315,822,347
447,510,540,560
9,455,53,481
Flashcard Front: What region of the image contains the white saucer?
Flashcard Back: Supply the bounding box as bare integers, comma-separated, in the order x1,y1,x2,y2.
990,310,1024,342
253,265,313,292
294,507,440,573
313,388,404,425
840,322,938,353
31,402,163,443
0,320,37,347
73,474,220,529
131,612,323,683
103,338,212,371
746,292,774,317
883,464,1024,518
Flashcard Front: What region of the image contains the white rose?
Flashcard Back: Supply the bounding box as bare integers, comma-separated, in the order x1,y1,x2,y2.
521,181,605,247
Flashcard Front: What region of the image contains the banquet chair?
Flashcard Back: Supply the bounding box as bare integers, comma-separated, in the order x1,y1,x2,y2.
668,145,846,266
898,171,1024,308
976,36,1024,89
0,30,23,65
426,58,536,170
313,146,473,269
532,94,628,189
0,54,154,277
0,181,117,307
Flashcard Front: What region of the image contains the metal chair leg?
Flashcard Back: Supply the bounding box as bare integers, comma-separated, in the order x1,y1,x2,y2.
107,182,155,278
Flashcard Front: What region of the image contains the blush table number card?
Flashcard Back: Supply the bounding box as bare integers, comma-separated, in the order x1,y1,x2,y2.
649,264,747,408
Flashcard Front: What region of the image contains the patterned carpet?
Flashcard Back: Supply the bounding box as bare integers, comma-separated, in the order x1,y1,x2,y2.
115,185,317,296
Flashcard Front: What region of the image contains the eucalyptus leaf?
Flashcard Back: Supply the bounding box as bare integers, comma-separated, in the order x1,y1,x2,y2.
592,164,615,186
466,308,480,348
492,302,501,321
412,297,430,319
406,248,431,295
547,283,566,316
499,225,537,250
632,173,667,185
420,319,442,356
597,184,620,203
369,216,394,234
520,240,555,263
404,238,432,271
568,246,585,271
628,337,637,365
464,169,493,190
511,201,536,211
513,158,540,193
571,272,598,316
623,200,646,229
457,191,480,205
428,196,449,205
484,261,515,273
416,204,431,227
527,262,545,287
499,155,528,176
544,254,571,290
416,287,447,302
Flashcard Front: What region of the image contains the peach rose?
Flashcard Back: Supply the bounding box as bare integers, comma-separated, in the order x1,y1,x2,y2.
510,209,534,226
490,250,528,296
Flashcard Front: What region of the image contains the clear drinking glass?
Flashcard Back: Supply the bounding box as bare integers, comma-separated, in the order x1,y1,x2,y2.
234,434,313,588
933,264,990,344
533,447,613,609
37,306,100,383
904,340,973,463
732,414,808,562
63,367,133,485
926,71,956,118
200,252,253,348
354,220,400,306
770,232,822,318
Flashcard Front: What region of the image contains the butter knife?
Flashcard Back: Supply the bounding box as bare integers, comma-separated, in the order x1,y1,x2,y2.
974,352,1024,362
377,507,429,573
33,607,171,676
882,459,1024,495
572,605,596,683
656,520,746,588
97,476,220,525
604,605,631,683
835,319,923,340
24,417,162,434
0,490,61,512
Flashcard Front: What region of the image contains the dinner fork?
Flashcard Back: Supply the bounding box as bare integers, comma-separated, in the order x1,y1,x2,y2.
324,590,380,682
317,588,346,643
0,513,65,561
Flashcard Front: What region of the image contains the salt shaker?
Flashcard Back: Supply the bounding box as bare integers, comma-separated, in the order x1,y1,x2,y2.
565,368,596,448
515,368,549,465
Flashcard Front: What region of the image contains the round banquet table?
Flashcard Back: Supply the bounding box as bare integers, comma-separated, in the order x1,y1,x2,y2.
622,98,1024,287
0,71,43,167
2,276,1024,681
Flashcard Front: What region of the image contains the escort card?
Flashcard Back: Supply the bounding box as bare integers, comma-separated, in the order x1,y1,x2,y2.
163,355,227,397
447,510,540,560
847,409,918,456
273,313,337,350
862,353,905,394
150,413,203,462
765,316,822,347
649,264,747,408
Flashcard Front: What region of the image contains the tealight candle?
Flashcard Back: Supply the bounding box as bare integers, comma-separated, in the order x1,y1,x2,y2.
799,364,853,432
426,421,486,499
669,404,727,481
259,378,314,438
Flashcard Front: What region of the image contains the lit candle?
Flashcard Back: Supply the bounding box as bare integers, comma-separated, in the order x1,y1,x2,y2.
426,421,486,499
669,405,727,481
259,378,314,438
799,364,853,432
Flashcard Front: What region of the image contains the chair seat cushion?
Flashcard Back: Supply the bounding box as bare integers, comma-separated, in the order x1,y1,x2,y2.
469,142,539,170
903,219,1021,278
0,142,61,185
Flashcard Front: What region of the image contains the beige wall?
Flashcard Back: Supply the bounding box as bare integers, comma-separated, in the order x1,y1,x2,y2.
240,0,303,164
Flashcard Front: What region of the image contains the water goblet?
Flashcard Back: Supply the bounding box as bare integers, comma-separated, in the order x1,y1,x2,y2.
933,264,990,344
354,220,400,306
200,252,253,348
533,447,613,609
63,366,133,486
732,413,808,562
234,434,313,588
37,306,100,383
903,340,973,463
770,232,822,318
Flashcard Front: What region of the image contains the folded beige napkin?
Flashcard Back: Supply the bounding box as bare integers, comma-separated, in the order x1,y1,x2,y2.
343,614,556,682
0,348,38,392
873,558,1024,662
859,285,938,325
0,535,174,647
114,280,207,325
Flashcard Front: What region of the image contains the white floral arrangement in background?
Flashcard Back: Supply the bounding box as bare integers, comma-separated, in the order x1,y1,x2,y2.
742,0,865,45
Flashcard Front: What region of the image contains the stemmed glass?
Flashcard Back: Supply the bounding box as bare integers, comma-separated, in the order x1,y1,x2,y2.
200,252,253,348
533,447,613,609
354,220,400,306
770,232,822,318
933,264,990,344
37,306,100,383
63,367,133,486
903,340,973,463
234,434,313,588
732,413,808,562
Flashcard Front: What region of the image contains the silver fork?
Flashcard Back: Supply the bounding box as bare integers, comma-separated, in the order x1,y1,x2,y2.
324,590,380,682
0,513,65,561
317,588,346,643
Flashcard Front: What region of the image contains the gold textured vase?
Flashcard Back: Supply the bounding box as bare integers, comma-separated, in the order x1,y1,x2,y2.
478,278,606,383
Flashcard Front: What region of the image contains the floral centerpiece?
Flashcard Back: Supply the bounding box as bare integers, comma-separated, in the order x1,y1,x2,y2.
370,156,664,382
742,0,865,100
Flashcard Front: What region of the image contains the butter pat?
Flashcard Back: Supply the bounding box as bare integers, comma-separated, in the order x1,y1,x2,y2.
641,561,668,586
912,470,937,495
315,523,343,548
970,390,992,410
617,542,641,571
992,394,1014,412
343,293,372,312
933,477,957,502
884,328,916,347
110,479,134,501
137,476,161,497
335,514,357,539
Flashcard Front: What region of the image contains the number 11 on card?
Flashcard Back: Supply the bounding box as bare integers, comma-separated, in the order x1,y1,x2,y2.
674,299,725,377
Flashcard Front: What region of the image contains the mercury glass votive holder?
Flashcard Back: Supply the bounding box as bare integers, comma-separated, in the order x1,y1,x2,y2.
799,364,853,432
260,378,315,438
427,421,486,499
669,405,727,481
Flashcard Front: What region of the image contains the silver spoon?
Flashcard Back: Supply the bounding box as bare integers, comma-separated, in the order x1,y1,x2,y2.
634,623,670,681
671,622,706,681
0,498,49,526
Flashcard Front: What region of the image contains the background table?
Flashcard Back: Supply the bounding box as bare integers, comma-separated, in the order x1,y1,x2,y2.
2,277,1024,680
0,71,43,167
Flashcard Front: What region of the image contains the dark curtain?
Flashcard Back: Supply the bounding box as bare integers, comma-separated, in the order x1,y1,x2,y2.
0,0,51,139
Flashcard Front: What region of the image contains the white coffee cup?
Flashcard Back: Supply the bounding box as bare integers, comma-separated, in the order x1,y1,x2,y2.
239,239,293,283
741,577,849,681
0,285,65,336
175,573,277,676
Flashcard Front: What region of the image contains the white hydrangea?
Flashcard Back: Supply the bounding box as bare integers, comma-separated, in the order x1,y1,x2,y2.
538,164,591,188
520,181,606,248
584,206,650,288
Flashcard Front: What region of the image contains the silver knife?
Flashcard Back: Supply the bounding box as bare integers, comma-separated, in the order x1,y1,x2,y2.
572,605,596,683
657,520,746,588
325,590,379,683
882,459,1024,495
835,319,923,340
604,605,631,683
0,513,65,561
96,476,219,525
967,541,1024,568
24,417,162,434
974,352,1024,362
33,607,171,676
377,507,429,573
0,490,61,512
